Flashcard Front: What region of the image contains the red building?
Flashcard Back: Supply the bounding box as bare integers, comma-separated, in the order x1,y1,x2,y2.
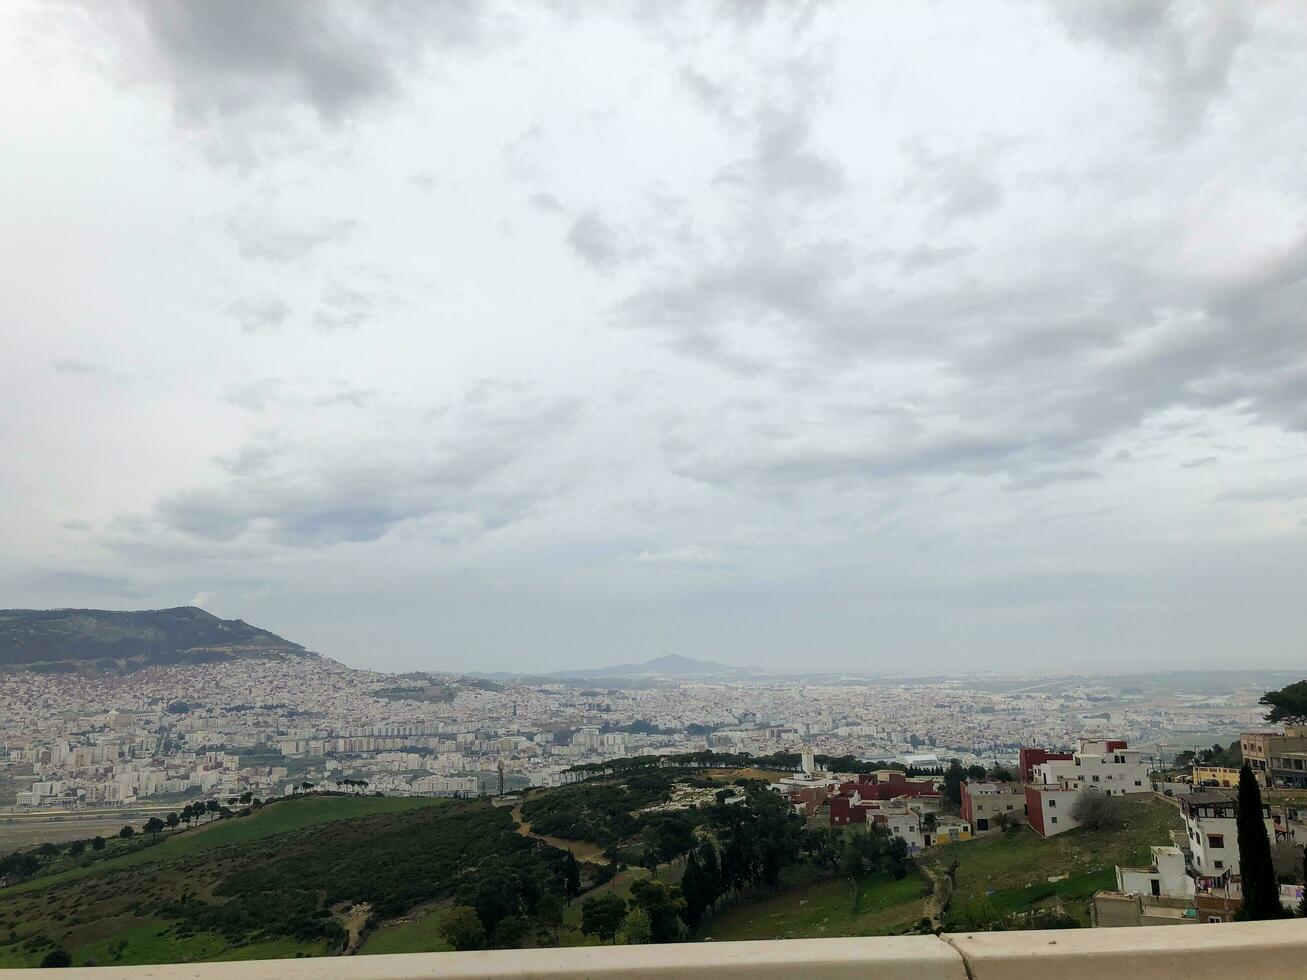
1018,747,1073,782
828,772,940,826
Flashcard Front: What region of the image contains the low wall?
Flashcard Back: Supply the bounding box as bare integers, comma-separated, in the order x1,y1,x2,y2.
26,920,1307,980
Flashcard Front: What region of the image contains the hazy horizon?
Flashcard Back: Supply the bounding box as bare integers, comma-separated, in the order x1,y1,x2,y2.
3,2,1305,674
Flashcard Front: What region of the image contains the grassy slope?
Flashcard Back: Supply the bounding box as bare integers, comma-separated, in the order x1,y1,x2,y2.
922,796,1184,925
358,906,452,955
0,795,448,968
703,797,1183,940
702,870,926,942
5,794,440,896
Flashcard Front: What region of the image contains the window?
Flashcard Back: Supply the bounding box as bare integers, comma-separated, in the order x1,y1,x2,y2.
1135,780,1142,786
1051,816,1058,824
1214,860,1224,870
1209,834,1224,848
1093,774,1100,782
1208,916,1224,924
1048,798,1056,807
1006,804,1014,810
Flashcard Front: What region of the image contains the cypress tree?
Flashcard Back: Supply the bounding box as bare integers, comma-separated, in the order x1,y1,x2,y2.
1299,847,1307,918
563,850,581,903
1235,765,1281,920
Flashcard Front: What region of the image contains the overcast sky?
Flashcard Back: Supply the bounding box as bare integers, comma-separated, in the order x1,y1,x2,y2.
2,1,1305,674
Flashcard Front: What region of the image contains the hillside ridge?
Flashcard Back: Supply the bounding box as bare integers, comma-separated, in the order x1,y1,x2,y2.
0,605,313,671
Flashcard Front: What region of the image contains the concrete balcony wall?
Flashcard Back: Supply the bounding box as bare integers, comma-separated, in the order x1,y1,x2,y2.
32,920,1307,980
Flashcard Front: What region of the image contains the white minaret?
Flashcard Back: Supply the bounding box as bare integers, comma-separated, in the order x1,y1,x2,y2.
801,748,815,776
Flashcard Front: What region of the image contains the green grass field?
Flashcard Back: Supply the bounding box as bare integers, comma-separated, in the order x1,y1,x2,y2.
0,918,326,968
0,795,450,968
5,794,444,896
922,796,1183,926
700,871,927,941
358,905,452,955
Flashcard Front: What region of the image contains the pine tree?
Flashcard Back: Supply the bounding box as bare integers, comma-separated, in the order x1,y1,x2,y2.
1235,765,1281,920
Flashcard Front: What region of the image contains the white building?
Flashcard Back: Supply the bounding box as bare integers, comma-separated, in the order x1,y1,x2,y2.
1116,845,1195,900
1025,785,1084,838
1181,791,1276,879
1029,738,1150,797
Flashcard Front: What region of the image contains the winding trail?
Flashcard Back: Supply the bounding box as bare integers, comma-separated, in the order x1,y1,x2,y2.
509,799,608,864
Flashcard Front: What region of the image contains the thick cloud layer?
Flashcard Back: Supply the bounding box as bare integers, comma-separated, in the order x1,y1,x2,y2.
1,1,1303,672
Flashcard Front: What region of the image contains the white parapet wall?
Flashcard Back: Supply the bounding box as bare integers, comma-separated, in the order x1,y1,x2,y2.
32,921,1307,980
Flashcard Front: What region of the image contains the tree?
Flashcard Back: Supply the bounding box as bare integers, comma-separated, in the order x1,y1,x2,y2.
91,836,106,851
492,914,530,949
535,891,565,944
165,812,179,831
1271,839,1304,884
628,879,686,944
1069,791,1126,831
205,800,221,821
39,948,72,968
1299,848,1307,918
988,766,1014,782
118,825,135,839
1236,765,1283,920
143,817,165,836
615,906,652,945
438,905,486,951
680,846,717,930
68,839,86,857
563,850,581,902
1260,680,1307,726
580,893,627,943
942,760,965,808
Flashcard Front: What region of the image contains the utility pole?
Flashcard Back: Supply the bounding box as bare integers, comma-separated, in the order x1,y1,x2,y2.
497,761,505,798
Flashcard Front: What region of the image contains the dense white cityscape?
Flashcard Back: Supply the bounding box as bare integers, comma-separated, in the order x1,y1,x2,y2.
0,653,1271,812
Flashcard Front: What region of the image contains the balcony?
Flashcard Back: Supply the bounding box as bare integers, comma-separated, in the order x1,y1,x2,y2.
39,919,1307,979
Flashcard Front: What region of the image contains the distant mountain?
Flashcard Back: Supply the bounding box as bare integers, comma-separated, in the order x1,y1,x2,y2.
472,654,767,683
0,606,314,672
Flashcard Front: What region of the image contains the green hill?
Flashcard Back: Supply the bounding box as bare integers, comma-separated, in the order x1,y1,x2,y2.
0,606,311,671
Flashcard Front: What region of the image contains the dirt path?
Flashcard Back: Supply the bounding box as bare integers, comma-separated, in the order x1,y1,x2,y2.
341,902,372,954
509,800,608,863
920,863,949,929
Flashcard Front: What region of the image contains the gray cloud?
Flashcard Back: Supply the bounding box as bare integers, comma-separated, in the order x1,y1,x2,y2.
145,393,583,548
227,213,360,262
222,377,282,413
78,1,482,123
1053,0,1256,139
566,211,622,274
60,519,93,532
315,383,381,408
50,358,98,375
314,282,399,332
226,296,291,333
903,137,1008,225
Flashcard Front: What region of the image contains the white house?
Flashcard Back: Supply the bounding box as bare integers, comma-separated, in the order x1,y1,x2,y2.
1029,738,1151,797
1181,791,1276,879
1117,845,1195,899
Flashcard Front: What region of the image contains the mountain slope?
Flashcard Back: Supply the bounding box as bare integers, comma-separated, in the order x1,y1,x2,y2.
0,606,311,671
